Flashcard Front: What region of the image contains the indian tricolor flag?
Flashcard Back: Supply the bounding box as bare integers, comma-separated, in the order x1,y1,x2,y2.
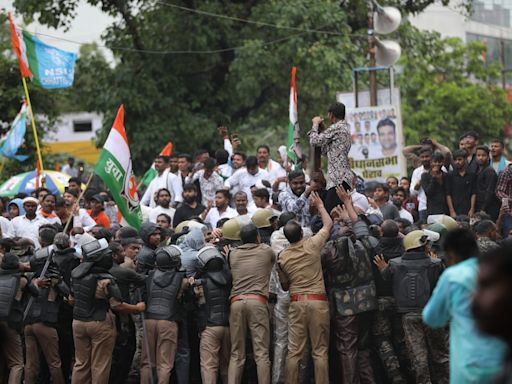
287,66,299,162
95,105,142,230
140,142,173,186
8,13,77,89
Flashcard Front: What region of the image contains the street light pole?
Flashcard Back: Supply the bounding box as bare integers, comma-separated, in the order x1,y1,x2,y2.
368,0,378,106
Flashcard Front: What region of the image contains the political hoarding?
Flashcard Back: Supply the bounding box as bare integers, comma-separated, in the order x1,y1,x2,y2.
346,104,406,181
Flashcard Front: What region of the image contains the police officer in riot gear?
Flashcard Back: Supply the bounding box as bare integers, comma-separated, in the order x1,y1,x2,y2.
108,241,146,384
70,239,145,384
0,252,40,383
194,245,232,384
141,245,189,384
24,245,68,384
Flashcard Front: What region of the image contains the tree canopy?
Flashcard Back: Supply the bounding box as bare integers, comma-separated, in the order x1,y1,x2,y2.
3,0,509,176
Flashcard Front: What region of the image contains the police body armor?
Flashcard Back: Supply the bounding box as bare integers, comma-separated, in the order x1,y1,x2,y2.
27,249,70,325
145,269,184,321
323,234,377,316
392,251,436,312
71,272,113,322
0,271,22,327
203,269,231,327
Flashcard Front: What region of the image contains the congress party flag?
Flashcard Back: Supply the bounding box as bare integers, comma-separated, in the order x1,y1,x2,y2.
140,142,173,187
288,66,302,162
0,103,29,161
95,105,142,230
8,13,77,89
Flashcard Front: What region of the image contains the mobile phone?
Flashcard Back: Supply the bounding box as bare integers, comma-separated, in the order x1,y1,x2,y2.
341,180,352,192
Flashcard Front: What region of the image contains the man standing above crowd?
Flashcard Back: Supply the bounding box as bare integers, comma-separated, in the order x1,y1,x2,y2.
278,192,332,384
421,151,448,217
141,155,183,208
475,146,500,221
309,102,352,213
410,148,432,222
490,139,510,174
446,149,477,219
459,131,479,174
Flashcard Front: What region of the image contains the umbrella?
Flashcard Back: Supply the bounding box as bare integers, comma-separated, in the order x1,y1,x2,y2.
0,170,73,197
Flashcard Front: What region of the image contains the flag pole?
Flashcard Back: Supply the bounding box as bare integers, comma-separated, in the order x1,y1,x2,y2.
21,77,45,183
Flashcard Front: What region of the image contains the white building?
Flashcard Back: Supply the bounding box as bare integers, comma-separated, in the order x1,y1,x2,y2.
410,0,512,86
44,112,103,164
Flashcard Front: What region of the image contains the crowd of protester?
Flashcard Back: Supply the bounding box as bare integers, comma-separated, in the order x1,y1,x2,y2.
1,103,512,384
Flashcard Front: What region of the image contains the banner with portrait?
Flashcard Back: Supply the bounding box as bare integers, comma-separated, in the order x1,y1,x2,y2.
346,105,406,181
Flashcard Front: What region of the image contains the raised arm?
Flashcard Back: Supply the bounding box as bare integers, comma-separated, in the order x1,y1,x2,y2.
336,186,358,223
310,191,333,233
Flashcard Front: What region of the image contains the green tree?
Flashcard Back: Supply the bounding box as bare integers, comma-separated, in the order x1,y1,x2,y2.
398,25,512,148
13,0,368,173
13,0,504,179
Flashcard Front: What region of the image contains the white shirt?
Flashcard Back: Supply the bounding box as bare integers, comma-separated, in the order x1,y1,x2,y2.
141,169,184,208
62,164,78,177
11,215,50,249
204,206,237,228
224,168,270,203
72,209,97,231
0,216,14,238
149,206,176,224
37,210,62,226
399,208,414,224
411,166,427,211
261,159,286,184
218,163,232,179
236,213,253,226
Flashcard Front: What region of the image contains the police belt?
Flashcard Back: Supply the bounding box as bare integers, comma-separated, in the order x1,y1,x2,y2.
290,294,328,302
230,294,268,304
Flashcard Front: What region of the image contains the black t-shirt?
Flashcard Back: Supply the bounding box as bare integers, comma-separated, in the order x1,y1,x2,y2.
421,172,448,216
173,203,206,227
445,170,476,215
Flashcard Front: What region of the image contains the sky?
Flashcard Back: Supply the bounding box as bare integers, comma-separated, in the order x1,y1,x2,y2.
1,0,113,60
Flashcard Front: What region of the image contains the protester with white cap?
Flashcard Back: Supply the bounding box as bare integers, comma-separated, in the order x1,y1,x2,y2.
11,197,50,249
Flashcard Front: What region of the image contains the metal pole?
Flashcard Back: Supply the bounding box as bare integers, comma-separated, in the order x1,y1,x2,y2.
368,0,378,106
354,70,360,108
501,40,507,90
389,67,395,105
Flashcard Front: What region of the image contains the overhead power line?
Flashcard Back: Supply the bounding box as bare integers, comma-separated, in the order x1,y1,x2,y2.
155,1,347,36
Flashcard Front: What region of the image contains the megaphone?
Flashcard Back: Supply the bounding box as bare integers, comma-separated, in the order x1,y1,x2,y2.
374,5,402,34
375,38,401,66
